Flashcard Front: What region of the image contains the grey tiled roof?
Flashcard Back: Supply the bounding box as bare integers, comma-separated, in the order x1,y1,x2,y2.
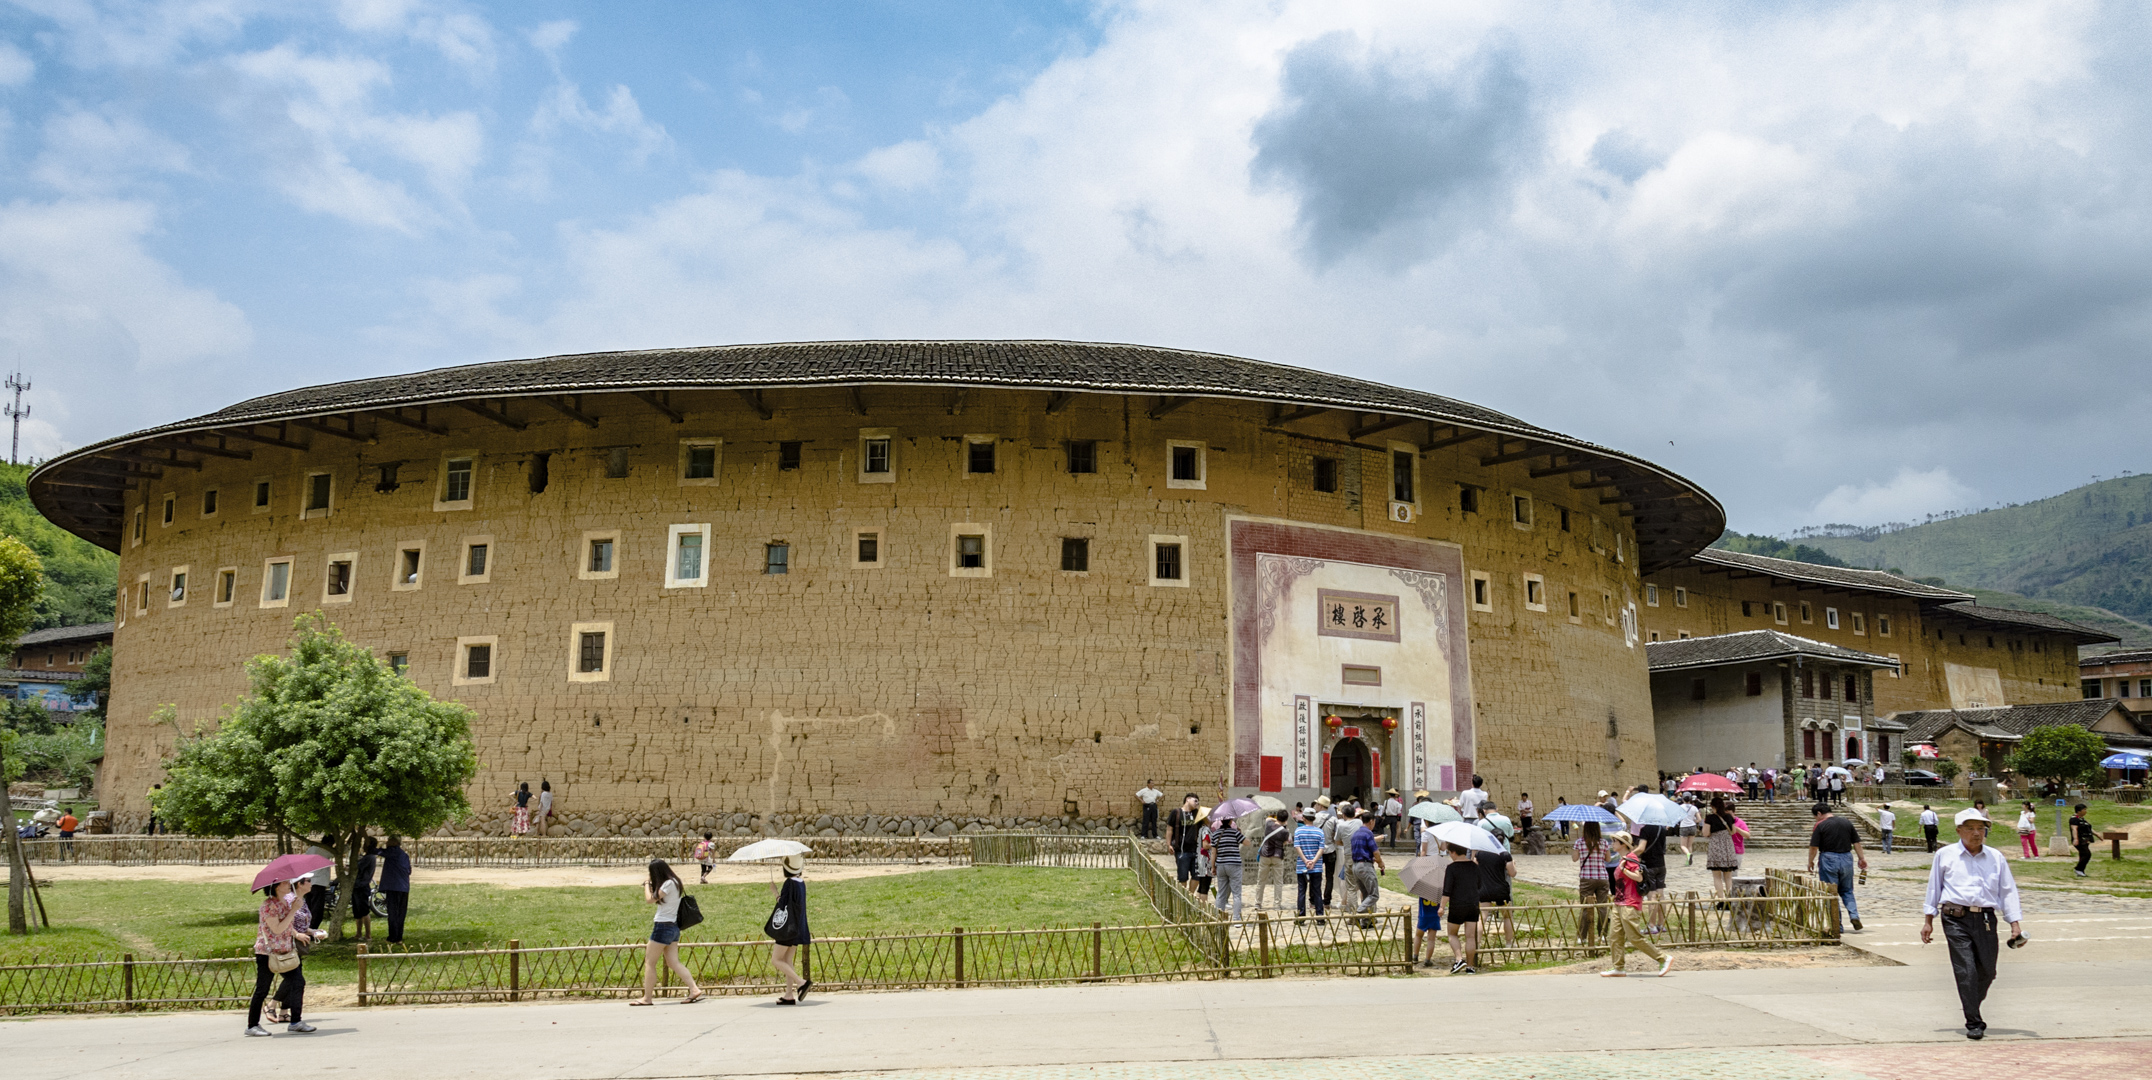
13,623,114,647
1894,699,2152,746
29,340,1724,567
1691,549,1975,601
2083,648,2152,669
1645,629,1901,672
1932,602,2119,644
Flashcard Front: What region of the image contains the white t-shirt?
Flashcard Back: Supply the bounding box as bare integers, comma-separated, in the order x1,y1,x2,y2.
653,879,681,924
1878,808,1896,831
1516,798,1533,817
1458,788,1488,819
2017,810,2038,834
1920,809,1939,826
1136,787,1163,805
538,789,552,815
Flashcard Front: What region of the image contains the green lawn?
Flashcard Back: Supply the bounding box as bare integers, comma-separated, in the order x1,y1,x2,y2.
0,868,1157,982
1858,796,2152,838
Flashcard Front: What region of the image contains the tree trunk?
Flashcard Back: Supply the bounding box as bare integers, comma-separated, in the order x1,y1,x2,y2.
328,827,357,941
4,738,26,934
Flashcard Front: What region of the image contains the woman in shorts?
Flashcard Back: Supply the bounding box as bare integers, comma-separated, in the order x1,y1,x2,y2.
1678,797,1700,865
631,859,703,1006
1439,843,1482,974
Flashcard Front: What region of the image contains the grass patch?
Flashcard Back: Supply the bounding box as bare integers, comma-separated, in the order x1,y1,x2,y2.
1856,796,2152,837
0,868,1156,982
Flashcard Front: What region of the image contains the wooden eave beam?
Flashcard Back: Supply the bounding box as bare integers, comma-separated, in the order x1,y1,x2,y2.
372,407,449,435
1478,441,1551,467
38,479,130,494
1348,414,1417,441
629,391,683,423
456,400,527,432
1270,404,1328,425
1420,428,1487,452
55,462,159,482
99,450,201,471
1149,396,1195,420
51,499,123,515
1530,457,1607,480
739,390,774,421
155,437,252,461
215,426,311,451
536,395,600,428
290,416,374,443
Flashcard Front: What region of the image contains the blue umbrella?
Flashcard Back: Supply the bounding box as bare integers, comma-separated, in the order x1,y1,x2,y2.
2102,752,2149,770
1544,803,1622,826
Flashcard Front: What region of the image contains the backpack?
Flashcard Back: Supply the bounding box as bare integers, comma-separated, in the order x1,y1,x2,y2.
675,893,704,931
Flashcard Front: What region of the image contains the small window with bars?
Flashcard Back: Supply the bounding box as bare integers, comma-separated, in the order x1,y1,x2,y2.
1061,537,1089,572
1067,441,1097,474
578,632,606,673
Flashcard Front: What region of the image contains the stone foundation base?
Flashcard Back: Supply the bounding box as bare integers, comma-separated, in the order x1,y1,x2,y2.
446,811,1136,839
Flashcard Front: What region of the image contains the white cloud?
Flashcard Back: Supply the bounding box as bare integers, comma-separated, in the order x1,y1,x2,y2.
852,140,941,191
0,41,34,85
527,19,576,57
0,198,251,368
1807,468,1981,527
530,78,667,162
31,106,193,193
332,0,494,70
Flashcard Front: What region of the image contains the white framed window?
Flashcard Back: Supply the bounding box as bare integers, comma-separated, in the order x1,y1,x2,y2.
459,535,495,585
1148,534,1190,587
1165,440,1205,490
1878,614,1892,637
1887,653,1902,678
201,489,219,518
1774,601,1789,625
1603,591,1616,626
435,453,477,511
1615,533,1625,564
260,557,294,608
1567,590,1581,623
131,506,145,547
1852,612,1866,635
1825,607,1840,630
252,477,273,514
765,542,789,575
213,566,238,608
161,493,175,527
580,530,620,580
1678,630,1691,639
678,438,722,486
134,573,150,615
665,524,711,588
1673,586,1687,608
858,427,896,484
964,435,997,477
1523,573,1547,612
323,552,357,604
167,566,189,608
453,635,499,686
1511,491,1534,530
568,621,614,683
1470,571,1493,612
1388,441,1419,507
1645,584,1659,607
1800,601,1813,624
948,522,992,578
302,471,333,519
852,528,884,568
392,542,425,591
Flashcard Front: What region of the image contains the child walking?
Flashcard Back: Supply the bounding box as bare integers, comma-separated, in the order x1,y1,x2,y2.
1439,842,1481,974
1603,831,1673,978
694,832,718,884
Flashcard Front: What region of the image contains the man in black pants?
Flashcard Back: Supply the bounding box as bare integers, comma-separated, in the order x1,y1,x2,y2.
1166,794,1200,891
378,835,413,944
2071,803,2096,877
1920,805,1940,852
1921,808,2025,1040
1136,782,1163,840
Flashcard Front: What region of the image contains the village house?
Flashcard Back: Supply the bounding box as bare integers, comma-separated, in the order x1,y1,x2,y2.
1894,699,2152,784
1647,629,1899,774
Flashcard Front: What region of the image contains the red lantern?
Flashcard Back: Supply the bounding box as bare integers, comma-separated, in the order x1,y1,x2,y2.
1381,716,1398,731
1323,714,1344,729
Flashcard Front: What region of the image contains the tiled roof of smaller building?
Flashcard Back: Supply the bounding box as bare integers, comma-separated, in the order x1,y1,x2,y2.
2080,648,2152,668
13,623,114,648
1932,603,2118,645
0,668,89,684
1645,629,1901,672
1690,549,1975,601
1894,699,2152,746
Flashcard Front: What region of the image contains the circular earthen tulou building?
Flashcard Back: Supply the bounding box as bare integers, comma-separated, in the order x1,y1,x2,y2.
31,342,1722,837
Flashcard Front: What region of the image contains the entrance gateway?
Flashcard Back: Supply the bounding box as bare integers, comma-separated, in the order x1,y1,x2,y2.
1321,706,1400,805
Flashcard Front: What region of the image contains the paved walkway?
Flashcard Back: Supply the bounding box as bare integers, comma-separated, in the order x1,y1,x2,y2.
5,958,2147,1080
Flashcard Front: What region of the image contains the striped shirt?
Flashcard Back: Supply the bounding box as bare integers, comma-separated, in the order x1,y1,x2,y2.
1292,824,1325,869
1211,825,1242,865
1573,837,1608,883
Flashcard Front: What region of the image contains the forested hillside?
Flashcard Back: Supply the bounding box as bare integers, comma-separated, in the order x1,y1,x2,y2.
0,462,118,630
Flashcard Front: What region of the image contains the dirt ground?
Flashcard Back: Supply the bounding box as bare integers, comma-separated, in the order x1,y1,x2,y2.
10,860,968,888
1520,945,1897,977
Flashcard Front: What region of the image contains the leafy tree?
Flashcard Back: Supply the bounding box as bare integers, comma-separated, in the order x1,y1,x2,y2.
1934,757,1962,783
0,464,117,630
157,614,479,939
0,532,43,935
64,644,110,725
1970,756,1991,778
2006,725,2108,792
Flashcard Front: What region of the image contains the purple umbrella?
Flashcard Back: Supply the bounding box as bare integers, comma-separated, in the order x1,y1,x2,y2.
252,853,332,892
1213,798,1263,824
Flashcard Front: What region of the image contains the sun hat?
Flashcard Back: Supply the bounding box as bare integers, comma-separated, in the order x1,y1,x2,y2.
1315,795,1331,806
1954,808,1991,826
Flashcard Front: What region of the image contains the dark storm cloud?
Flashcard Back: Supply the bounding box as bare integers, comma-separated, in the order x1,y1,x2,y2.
1251,33,1534,265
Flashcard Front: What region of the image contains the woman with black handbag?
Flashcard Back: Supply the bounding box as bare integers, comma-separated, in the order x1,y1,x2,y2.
766,854,812,1003
631,859,704,1006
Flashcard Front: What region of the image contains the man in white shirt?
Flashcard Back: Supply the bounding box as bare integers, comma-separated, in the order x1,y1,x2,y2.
1920,805,1941,852
1458,776,1489,820
1877,804,1896,854
1381,789,1405,846
1922,808,2025,1040
1135,782,1164,839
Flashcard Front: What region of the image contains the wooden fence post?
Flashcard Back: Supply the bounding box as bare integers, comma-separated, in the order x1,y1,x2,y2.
953,927,965,988
508,939,520,1002
122,953,134,1010
356,943,367,1005
1091,923,1102,980
1257,913,1271,978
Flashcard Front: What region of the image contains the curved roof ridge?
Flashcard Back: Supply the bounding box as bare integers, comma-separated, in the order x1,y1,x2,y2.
1692,548,1975,601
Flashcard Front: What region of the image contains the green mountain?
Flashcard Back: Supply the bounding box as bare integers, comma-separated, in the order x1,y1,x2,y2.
0,463,118,630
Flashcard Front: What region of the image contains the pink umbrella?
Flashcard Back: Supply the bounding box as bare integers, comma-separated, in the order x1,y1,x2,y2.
1678,773,1741,794
252,853,333,892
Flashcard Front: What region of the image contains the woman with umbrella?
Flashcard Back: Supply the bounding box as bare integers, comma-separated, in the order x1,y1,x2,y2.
730,839,813,1003
244,852,332,1037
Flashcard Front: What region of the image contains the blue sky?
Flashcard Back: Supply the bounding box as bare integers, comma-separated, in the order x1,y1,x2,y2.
3,1,2151,535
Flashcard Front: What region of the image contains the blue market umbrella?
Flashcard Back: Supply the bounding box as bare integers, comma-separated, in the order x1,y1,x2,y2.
2102,752,2150,770
1544,803,1622,827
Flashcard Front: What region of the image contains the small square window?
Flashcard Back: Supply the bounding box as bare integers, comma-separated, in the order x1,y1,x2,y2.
589,538,614,573
467,544,489,577
1148,535,1190,587
1888,654,1902,678
1511,493,1532,528
1155,543,1182,581
857,531,881,566
1312,457,1339,493
578,530,620,581
441,457,474,504
253,480,272,510
1392,450,1416,504
765,543,789,575
1800,601,1813,624
957,535,985,569
1677,630,1691,639
168,568,187,607
1067,441,1097,474
394,546,424,590
966,438,996,475
566,622,612,682
1470,572,1492,611
1524,574,1546,611
1645,585,1659,607
305,472,332,515
605,447,631,479
778,441,802,470
679,439,720,484
202,489,218,517
162,494,175,526
1567,591,1580,620
1673,587,1687,608
1558,507,1571,532
261,558,293,607
1745,672,1763,697
667,525,709,587
1852,612,1866,635
1826,607,1840,630
579,632,606,672
1166,441,1205,489
1459,486,1480,514
463,643,493,681
1774,601,1789,625
1741,600,1753,617
324,555,355,601
131,507,145,545
865,439,891,473
1061,537,1090,572
214,567,237,607
387,652,409,676
1878,614,1891,637
377,462,401,493
860,429,896,482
